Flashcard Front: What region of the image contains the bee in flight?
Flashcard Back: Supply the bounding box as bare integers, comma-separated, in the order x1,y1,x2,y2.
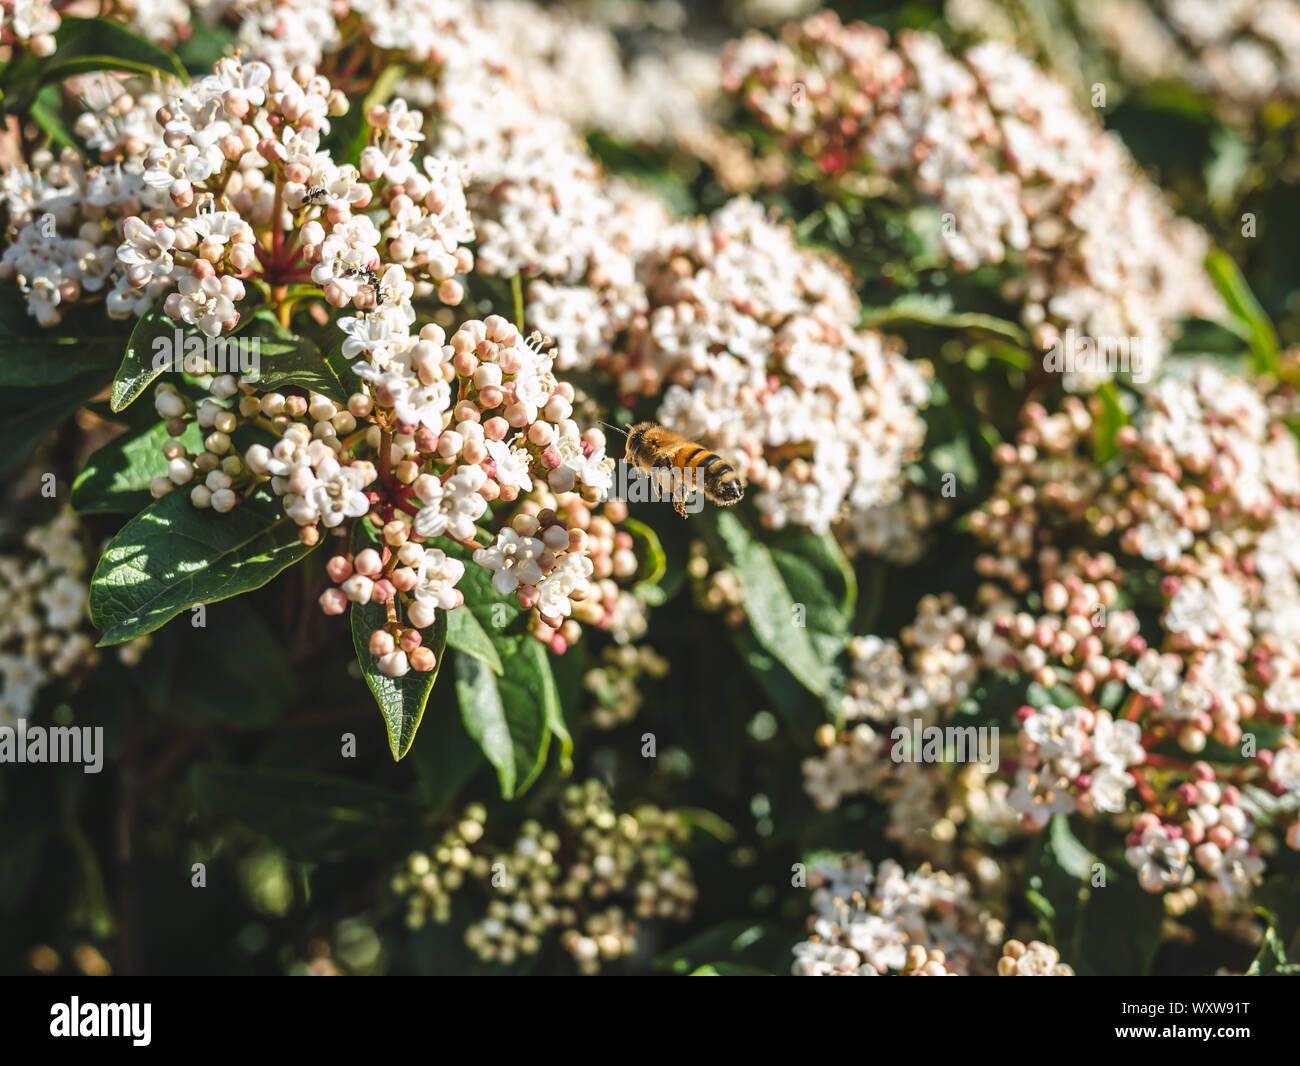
619,422,744,518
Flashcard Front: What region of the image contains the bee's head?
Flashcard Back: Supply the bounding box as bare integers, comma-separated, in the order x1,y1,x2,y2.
714,478,744,505
625,422,651,462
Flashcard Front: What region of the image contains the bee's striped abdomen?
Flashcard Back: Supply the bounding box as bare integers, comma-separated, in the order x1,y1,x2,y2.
670,443,743,506
622,422,745,514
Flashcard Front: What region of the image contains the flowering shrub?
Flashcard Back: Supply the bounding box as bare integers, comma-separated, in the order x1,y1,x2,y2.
1,0,1298,980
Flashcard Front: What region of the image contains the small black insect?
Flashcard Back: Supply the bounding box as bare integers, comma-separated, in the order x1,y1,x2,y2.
342,265,382,291
302,185,329,204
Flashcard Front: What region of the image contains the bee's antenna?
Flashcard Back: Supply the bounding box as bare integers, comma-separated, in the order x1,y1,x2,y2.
599,421,628,438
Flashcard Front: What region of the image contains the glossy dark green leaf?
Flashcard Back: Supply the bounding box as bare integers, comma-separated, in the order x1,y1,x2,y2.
348,518,450,762
445,604,504,674
241,312,357,404
70,419,205,515
90,485,318,645
859,293,1031,346
454,642,552,799
110,300,188,413
188,765,413,859
0,369,106,474
711,510,833,700
1206,248,1279,375
7,17,186,95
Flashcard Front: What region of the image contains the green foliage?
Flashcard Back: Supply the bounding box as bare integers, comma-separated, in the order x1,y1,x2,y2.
89,485,319,644
348,520,449,761
0,18,185,115
71,419,206,515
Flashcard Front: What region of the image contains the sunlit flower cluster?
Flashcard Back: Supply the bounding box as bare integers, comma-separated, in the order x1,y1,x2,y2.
629,199,931,537
2,61,473,332
720,11,1224,384
0,0,59,56
808,367,1300,928
792,856,1008,975
1078,0,1300,118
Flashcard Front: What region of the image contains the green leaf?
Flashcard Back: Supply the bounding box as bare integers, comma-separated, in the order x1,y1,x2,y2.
405,675,488,814
89,484,318,645
27,84,76,149
71,418,205,515
188,765,413,859
710,510,835,700
321,62,407,166
1205,249,1279,375
19,17,185,90
1048,814,1095,880
241,312,358,404
766,526,856,623
445,604,504,674
1093,382,1127,464
655,921,785,975
352,602,448,762
171,600,295,725
1026,821,1164,975
0,369,105,474
454,644,552,800
348,522,449,761
0,292,126,386
728,627,825,741
860,293,1031,346
518,637,571,776
109,300,187,413
622,517,667,588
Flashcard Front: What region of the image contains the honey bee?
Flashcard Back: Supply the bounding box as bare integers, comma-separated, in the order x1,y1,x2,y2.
621,422,744,518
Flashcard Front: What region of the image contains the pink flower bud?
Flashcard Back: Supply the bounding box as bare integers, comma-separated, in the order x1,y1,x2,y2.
319,588,348,615
369,629,395,657
355,548,383,578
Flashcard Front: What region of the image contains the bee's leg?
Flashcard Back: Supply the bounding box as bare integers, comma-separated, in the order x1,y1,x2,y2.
673,498,688,518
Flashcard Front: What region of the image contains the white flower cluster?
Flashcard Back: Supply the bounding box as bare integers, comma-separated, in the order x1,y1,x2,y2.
2,59,474,332
640,199,931,535
0,0,59,54
1011,705,1144,827
0,512,93,723
479,0,721,148
722,12,1225,385
792,856,1004,975
1077,0,1300,114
